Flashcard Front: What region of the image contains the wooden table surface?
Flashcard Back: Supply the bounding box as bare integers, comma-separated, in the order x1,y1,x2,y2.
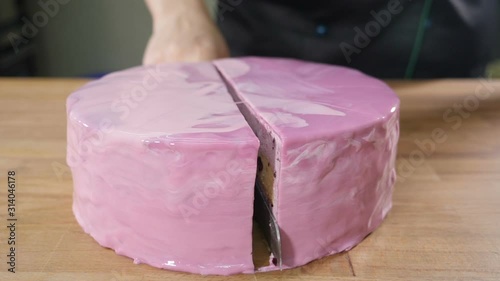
0,78,499,281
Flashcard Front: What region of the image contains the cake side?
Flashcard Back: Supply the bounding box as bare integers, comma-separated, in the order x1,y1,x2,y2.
214,57,400,268
67,62,259,275
278,113,399,266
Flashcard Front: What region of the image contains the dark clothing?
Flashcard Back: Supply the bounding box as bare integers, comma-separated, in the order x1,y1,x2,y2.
217,0,498,78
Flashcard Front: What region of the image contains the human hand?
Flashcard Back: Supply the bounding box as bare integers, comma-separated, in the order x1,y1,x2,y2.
143,0,229,65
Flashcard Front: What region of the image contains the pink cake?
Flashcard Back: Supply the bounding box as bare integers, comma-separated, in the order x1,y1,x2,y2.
67,57,399,275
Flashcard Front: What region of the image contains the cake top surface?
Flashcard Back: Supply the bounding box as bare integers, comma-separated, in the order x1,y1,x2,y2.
68,57,399,145
215,57,400,141
67,62,258,144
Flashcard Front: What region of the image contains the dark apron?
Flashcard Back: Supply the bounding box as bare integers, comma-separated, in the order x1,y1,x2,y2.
217,0,497,78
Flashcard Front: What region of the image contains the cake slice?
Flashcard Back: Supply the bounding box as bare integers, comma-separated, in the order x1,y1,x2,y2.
214,57,400,268
67,62,259,275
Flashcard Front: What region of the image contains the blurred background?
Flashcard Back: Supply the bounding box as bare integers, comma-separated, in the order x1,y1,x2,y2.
1,0,153,77
1,0,499,78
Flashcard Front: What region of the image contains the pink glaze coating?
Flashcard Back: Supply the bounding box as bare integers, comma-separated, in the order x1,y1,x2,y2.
215,57,399,269
67,62,259,275
67,57,399,275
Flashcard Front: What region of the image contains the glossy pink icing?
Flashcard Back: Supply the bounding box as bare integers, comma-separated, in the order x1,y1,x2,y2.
67,57,399,275
67,62,259,275
215,57,399,269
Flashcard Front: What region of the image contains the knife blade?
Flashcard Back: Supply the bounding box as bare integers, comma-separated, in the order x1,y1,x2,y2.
253,178,282,269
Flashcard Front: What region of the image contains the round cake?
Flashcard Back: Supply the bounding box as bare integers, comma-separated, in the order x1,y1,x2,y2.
66,57,399,275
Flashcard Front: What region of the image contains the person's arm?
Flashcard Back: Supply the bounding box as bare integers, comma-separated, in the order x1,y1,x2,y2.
143,0,229,65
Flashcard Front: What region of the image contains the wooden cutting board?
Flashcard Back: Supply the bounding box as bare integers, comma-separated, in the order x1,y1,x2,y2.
0,78,499,281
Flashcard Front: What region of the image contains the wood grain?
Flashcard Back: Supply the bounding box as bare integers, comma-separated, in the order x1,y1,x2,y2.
0,78,499,281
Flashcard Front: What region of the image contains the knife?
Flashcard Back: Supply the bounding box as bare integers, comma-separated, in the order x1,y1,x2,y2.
253,179,283,269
